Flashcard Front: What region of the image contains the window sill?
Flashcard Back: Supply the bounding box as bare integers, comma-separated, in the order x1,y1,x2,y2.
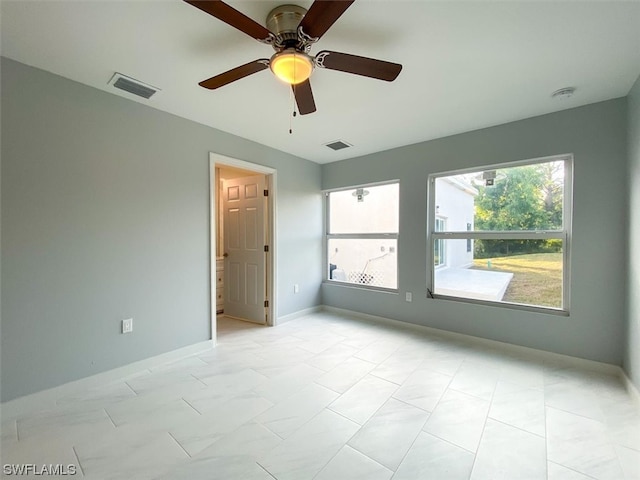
429,292,570,316
323,280,398,294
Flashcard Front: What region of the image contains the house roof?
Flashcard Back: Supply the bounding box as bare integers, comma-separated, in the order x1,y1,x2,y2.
1,1,639,164
441,177,478,196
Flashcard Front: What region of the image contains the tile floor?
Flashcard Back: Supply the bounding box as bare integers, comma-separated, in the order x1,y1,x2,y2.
1,311,639,479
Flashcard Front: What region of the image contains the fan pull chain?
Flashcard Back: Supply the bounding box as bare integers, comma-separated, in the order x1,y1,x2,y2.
289,84,297,134
289,53,299,134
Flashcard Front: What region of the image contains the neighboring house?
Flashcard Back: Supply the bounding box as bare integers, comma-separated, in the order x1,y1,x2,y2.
434,177,477,268
433,176,514,302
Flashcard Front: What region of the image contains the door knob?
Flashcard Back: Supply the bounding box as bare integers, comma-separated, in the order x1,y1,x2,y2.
223,253,229,258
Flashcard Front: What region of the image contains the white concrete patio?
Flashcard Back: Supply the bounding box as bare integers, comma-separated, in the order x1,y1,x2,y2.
434,267,514,301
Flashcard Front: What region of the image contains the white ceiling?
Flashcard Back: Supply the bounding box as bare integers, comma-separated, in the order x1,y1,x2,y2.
2,1,639,164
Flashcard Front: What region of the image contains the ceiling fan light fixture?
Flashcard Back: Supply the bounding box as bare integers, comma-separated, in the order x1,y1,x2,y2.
270,49,313,85
185,0,401,115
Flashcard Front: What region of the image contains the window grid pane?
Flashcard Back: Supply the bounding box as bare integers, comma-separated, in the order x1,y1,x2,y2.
328,238,397,289
328,183,399,234
433,239,563,308
435,160,565,232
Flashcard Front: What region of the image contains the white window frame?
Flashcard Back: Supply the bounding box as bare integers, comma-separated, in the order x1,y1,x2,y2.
427,154,573,315
324,180,400,293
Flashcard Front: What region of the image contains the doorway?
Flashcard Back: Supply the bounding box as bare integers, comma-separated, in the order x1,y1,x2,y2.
209,153,277,342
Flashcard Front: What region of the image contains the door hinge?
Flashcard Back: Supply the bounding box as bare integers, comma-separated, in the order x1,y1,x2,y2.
264,245,269,252
264,189,269,196
264,300,269,307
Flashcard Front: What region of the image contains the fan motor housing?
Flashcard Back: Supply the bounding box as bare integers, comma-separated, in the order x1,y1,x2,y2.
266,5,307,48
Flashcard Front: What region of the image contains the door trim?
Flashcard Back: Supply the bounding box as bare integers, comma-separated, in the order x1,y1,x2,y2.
209,153,278,342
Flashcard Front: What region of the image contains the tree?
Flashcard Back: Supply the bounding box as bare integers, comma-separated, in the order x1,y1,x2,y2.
539,161,564,229
474,163,563,257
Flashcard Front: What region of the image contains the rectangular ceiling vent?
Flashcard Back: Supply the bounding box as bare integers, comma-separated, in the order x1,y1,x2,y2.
324,140,353,151
108,73,160,100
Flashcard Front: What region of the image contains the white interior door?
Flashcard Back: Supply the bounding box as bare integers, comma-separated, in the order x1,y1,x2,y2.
223,174,267,324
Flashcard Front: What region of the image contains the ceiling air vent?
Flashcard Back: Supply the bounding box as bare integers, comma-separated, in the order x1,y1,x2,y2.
108,73,160,99
324,140,352,151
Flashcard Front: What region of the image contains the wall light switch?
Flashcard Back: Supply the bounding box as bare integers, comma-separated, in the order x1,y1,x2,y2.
122,318,133,334
294,284,299,294
405,292,412,302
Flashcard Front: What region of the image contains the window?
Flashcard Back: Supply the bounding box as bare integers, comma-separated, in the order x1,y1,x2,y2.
326,182,399,290
428,155,572,313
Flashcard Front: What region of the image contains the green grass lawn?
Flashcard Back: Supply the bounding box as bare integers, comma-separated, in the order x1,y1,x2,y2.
472,252,562,308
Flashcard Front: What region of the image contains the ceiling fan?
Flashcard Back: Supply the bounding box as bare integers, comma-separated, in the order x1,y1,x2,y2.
185,0,402,115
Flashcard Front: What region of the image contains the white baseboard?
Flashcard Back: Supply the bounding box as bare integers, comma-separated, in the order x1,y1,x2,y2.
0,340,214,421
277,306,323,325
321,305,622,376
619,368,640,408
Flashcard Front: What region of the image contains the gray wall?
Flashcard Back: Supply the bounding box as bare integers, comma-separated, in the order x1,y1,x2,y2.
0,58,322,402
322,99,628,365
626,75,640,390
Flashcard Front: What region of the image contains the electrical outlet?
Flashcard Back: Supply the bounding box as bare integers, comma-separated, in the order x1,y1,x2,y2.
405,292,412,302
294,284,299,293
122,318,133,334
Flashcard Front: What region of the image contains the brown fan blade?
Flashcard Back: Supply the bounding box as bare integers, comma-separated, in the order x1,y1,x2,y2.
292,80,316,115
199,60,269,89
315,50,402,81
185,0,273,42
298,0,355,41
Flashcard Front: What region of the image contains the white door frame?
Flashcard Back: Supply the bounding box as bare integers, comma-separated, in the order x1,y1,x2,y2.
209,152,277,342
